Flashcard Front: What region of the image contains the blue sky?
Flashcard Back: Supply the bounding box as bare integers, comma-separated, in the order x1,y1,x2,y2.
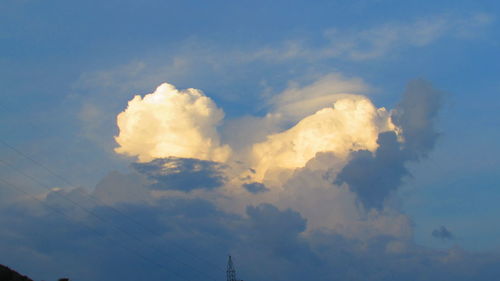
1,1,500,280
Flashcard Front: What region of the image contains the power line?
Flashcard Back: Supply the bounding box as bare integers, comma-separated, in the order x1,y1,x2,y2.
0,137,227,273
0,177,192,281
0,108,263,281
0,102,227,272
0,158,221,281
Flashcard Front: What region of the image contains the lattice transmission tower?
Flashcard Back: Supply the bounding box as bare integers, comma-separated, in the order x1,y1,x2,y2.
226,255,242,281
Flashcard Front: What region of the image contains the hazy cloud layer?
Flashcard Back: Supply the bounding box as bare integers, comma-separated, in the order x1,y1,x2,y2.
1,178,499,281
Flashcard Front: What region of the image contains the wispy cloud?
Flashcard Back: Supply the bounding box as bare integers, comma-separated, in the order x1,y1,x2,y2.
249,12,494,61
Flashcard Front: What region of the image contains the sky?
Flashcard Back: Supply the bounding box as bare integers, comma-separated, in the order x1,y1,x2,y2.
1,0,500,280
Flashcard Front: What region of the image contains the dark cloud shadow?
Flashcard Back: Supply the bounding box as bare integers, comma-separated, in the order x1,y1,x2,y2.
242,182,269,194
132,157,226,192
336,80,444,210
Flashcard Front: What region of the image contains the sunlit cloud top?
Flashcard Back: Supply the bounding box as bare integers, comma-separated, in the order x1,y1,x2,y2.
114,83,231,162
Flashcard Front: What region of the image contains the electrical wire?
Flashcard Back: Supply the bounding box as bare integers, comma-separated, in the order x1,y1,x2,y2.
0,137,227,273
0,157,221,281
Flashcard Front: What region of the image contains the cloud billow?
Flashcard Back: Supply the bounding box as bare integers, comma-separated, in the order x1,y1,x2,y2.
114,83,231,163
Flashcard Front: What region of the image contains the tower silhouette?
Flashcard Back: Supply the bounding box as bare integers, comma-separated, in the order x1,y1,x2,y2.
226,255,238,281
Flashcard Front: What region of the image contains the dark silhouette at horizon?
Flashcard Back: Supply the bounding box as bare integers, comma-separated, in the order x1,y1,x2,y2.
0,264,69,281
0,264,34,281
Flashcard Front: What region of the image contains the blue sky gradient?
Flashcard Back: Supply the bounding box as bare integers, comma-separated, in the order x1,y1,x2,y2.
1,1,500,280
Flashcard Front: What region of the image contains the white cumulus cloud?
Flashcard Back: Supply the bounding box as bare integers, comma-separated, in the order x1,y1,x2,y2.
114,83,231,162
251,96,395,182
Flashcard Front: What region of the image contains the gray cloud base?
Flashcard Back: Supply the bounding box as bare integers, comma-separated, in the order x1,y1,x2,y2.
1,180,499,281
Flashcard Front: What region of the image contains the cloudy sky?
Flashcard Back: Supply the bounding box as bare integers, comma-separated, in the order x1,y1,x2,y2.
1,1,500,280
